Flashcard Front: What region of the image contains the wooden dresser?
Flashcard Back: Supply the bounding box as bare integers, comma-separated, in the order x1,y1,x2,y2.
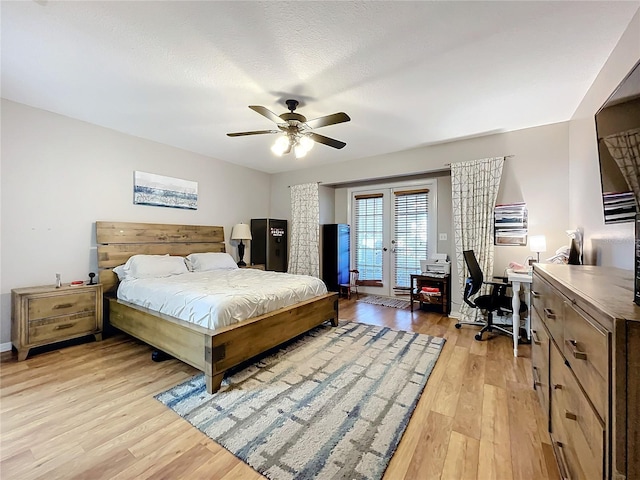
11,283,103,361
531,264,640,479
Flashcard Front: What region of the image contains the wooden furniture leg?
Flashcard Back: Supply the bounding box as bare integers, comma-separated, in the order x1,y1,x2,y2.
206,372,224,393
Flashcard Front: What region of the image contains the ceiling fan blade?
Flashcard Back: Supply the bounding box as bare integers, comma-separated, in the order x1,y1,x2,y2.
249,105,285,124
308,132,346,149
227,130,279,137
305,112,351,129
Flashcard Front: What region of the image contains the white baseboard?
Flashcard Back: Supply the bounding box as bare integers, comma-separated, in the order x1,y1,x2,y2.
448,310,461,319
0,342,12,353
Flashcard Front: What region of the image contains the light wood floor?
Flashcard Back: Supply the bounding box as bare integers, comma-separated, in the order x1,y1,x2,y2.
1,298,559,480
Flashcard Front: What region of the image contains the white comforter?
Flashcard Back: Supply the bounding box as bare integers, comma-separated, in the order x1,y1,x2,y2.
117,269,328,330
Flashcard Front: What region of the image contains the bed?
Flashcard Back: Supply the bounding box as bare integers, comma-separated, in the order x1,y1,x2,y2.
96,221,339,393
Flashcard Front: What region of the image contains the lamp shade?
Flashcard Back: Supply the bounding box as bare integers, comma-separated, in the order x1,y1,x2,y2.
231,223,252,241
529,235,547,253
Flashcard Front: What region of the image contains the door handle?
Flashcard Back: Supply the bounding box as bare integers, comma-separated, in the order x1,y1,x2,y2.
382,247,388,252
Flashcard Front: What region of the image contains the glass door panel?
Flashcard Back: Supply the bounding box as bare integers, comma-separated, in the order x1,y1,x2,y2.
350,181,436,298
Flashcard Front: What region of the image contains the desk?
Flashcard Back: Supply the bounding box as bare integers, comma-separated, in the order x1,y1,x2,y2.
506,268,532,357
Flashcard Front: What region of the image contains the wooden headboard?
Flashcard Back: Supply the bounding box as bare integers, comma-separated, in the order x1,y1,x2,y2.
96,221,225,293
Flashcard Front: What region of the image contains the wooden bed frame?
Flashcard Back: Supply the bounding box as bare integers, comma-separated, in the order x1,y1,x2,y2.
96,221,339,393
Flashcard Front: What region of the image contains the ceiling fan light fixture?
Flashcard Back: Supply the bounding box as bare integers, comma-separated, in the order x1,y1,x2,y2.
294,143,308,159
299,135,314,151
228,99,350,157
271,135,289,156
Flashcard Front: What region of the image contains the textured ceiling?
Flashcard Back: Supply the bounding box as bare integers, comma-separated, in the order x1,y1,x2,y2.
2,1,639,173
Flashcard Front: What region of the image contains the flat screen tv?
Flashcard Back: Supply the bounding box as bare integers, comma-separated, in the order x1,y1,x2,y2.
594,59,640,225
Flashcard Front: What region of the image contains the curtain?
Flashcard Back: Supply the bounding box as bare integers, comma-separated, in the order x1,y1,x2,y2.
288,182,320,277
451,156,505,322
604,127,640,209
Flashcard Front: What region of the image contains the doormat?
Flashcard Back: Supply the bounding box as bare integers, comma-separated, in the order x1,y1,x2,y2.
357,295,411,309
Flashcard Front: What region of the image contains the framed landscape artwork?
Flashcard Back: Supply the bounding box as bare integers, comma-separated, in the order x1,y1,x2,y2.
133,171,198,210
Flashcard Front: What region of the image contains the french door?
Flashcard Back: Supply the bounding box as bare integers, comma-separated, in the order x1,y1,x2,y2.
349,180,437,297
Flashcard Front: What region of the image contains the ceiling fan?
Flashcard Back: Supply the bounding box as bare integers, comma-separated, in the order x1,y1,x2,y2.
227,99,351,158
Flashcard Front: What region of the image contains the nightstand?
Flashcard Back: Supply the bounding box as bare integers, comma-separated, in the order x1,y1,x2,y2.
410,274,451,314
11,283,103,361
241,264,265,270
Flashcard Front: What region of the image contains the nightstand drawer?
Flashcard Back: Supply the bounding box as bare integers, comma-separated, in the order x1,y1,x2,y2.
28,291,96,321
28,313,98,344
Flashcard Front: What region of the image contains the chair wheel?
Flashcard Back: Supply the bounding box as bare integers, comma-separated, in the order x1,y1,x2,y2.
475,333,483,341
455,323,461,329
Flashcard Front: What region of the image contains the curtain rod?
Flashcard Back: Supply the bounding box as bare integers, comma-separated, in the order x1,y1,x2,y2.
288,181,322,188
444,155,514,167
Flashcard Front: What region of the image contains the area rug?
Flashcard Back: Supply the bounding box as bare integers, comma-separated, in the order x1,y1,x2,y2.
357,295,411,309
155,322,445,480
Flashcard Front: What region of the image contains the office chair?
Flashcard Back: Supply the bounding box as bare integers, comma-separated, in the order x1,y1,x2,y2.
455,250,527,341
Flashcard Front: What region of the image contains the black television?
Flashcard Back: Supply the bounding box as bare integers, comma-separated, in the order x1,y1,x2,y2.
595,59,640,225
594,59,640,305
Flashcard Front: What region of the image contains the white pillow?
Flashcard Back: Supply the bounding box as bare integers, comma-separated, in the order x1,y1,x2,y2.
113,264,130,281
114,254,189,280
186,252,238,272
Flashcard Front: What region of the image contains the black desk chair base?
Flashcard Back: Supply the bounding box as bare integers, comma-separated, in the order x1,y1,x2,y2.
469,319,512,341
455,312,514,341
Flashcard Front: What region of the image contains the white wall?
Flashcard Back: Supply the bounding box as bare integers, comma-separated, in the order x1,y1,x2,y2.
0,100,271,346
271,122,570,314
569,9,640,268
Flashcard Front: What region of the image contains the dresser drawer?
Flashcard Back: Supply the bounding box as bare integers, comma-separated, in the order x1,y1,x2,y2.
532,275,564,347
531,308,550,427
563,301,608,421
28,312,98,344
550,343,605,480
27,291,96,321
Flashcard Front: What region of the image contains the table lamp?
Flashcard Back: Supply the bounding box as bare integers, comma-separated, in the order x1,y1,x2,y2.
529,235,547,263
231,223,252,267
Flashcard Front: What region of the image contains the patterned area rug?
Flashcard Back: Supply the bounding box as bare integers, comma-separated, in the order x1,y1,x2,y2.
156,322,445,480
357,295,411,309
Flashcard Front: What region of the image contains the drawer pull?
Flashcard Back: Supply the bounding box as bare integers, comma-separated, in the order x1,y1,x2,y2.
532,366,542,387
565,339,587,360
553,441,572,480
531,291,541,298
544,308,556,319
53,303,73,310
554,384,563,390
531,329,542,345
565,410,577,421
54,323,74,330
